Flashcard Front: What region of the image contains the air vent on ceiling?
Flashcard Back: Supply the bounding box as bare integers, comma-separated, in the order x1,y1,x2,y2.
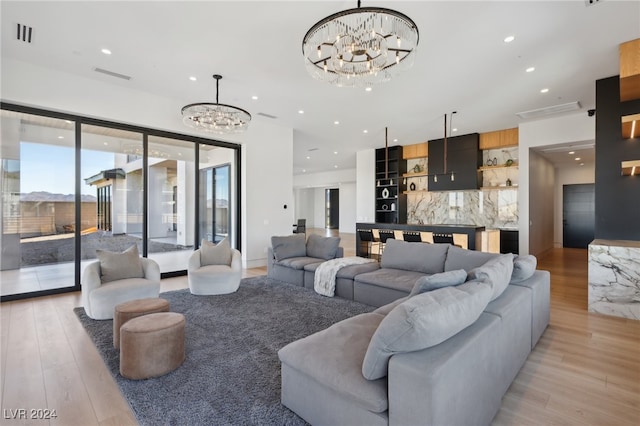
257,112,277,119
16,23,33,43
308,148,319,152
516,101,581,119
93,67,132,81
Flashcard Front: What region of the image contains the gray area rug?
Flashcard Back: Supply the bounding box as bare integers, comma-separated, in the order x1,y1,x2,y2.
74,276,374,425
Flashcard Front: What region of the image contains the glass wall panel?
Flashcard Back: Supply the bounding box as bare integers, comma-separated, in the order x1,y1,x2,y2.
80,124,144,270
199,145,236,247
147,136,196,272
0,110,76,297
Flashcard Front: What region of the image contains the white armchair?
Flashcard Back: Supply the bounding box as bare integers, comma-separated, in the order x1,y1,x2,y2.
188,247,242,295
81,256,161,320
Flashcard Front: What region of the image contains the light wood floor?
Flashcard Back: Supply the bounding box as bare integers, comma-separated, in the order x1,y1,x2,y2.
1,234,638,425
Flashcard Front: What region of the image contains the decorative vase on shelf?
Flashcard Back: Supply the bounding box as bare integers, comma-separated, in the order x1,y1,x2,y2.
410,182,416,191
381,188,390,198
505,159,514,167
391,203,396,211
506,178,512,186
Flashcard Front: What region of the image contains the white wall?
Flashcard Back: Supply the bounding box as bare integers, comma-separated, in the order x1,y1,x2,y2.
292,168,357,233
554,165,595,247
2,57,293,268
528,150,555,257
356,149,375,223
518,112,595,254
242,121,293,268
339,183,357,234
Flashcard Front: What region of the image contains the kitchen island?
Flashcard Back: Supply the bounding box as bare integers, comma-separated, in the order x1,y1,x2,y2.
355,222,486,257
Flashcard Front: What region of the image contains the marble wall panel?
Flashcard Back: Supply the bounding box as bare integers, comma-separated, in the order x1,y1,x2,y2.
407,188,518,229
588,242,640,320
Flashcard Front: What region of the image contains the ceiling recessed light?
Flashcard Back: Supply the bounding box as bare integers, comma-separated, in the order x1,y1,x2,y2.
298,110,304,114
526,67,535,73
65,120,72,124
251,95,258,100
101,48,112,55
568,151,575,155
540,88,549,93
579,163,585,166
334,165,338,168
306,156,310,160
303,169,306,173
189,76,197,81
334,151,338,154
452,128,458,132
365,87,372,92
363,130,368,133
504,35,515,43
575,157,581,161
57,136,64,139
103,142,108,146
334,120,340,125
178,152,182,156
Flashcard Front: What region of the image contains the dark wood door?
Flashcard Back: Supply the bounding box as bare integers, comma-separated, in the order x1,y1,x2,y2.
563,184,595,248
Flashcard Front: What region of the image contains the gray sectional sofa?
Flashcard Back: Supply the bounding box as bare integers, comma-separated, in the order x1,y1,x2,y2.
277,238,550,426
267,233,345,286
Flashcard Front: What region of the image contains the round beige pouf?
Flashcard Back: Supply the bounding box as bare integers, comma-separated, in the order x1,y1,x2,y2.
119,312,186,380
113,298,170,348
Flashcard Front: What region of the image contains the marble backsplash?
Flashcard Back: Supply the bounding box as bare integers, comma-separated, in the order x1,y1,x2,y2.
588,241,640,320
407,189,518,229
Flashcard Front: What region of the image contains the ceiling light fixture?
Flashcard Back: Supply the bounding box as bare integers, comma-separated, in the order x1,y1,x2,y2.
540,88,549,93
302,0,419,88
526,67,535,73
504,35,515,43
181,74,251,134
101,48,112,55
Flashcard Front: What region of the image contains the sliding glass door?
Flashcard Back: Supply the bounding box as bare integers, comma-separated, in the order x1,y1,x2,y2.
1,103,241,301
0,110,76,297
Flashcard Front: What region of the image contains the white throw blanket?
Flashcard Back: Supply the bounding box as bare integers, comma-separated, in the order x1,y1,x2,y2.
314,256,376,297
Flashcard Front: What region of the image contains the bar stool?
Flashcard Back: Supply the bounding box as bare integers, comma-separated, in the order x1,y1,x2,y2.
402,231,422,242
377,229,396,257
357,229,379,259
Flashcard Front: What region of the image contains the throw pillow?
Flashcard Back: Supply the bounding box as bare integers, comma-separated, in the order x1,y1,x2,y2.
362,281,493,380
467,253,514,301
409,269,468,296
200,238,232,266
510,255,537,283
271,234,306,261
381,239,449,274
443,245,499,272
306,234,340,260
96,244,144,283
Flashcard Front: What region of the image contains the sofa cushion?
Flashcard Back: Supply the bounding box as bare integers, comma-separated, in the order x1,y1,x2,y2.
96,244,144,283
381,239,449,274
511,254,537,283
277,256,325,270
306,234,341,260
468,253,514,301
271,234,306,261
444,245,499,272
200,238,232,266
278,313,389,413
362,280,492,380
355,268,426,294
372,296,409,316
409,269,468,296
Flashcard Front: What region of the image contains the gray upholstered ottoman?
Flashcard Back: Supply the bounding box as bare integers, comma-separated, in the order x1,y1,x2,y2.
119,312,186,380
113,297,170,348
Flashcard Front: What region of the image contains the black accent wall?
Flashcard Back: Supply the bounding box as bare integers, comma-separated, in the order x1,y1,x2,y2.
428,133,482,191
595,76,640,241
